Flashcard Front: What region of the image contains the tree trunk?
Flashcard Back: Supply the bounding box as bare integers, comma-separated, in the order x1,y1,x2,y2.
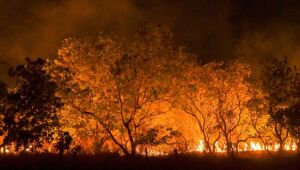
225,137,234,158
59,148,64,160
278,139,284,156
212,133,221,154
194,116,212,154
124,122,136,157
130,143,136,156
297,142,300,156
235,143,239,156
203,136,212,154
145,148,148,157
226,143,233,157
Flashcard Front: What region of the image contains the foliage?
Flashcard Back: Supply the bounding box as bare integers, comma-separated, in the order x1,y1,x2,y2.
177,60,255,156
55,131,73,155
0,58,63,151
50,26,188,156
260,57,299,152
57,106,110,153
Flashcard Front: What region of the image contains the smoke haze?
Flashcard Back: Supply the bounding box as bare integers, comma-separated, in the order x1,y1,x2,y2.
1,0,300,81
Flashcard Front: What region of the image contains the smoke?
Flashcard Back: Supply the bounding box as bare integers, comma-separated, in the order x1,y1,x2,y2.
231,0,300,67
0,0,300,81
234,26,300,65
0,0,141,81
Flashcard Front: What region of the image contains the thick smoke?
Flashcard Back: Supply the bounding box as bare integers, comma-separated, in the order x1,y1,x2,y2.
0,0,300,81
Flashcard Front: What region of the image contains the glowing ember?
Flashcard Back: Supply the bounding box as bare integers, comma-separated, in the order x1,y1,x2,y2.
25,145,32,152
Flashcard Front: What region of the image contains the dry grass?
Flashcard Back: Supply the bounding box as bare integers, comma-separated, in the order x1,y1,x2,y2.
0,152,299,170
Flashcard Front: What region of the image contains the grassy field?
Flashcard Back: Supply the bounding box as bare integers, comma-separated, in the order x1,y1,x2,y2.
0,152,299,170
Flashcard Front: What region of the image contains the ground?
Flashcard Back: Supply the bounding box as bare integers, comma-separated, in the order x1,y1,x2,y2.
0,152,299,170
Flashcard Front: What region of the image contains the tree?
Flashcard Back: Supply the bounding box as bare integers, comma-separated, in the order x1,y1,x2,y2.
285,104,300,153
260,57,297,153
206,61,253,157
177,61,255,157
246,82,273,154
177,62,221,154
58,106,110,153
0,81,7,136
137,126,180,155
51,26,187,156
0,58,63,152
55,131,73,159
284,63,300,153
0,81,7,99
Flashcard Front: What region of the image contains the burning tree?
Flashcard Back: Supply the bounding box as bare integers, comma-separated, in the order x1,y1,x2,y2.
177,61,257,156
203,62,254,157
177,62,221,154
0,26,297,156
208,62,254,156
50,26,187,156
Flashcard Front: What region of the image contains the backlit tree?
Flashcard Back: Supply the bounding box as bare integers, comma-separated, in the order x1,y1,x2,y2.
51,26,187,156
0,58,62,152
260,57,297,153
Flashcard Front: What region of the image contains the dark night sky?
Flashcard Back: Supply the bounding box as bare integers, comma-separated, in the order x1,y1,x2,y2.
1,0,300,81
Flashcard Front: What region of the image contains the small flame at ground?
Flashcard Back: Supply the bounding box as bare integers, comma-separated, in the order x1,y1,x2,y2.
250,142,263,151
0,140,297,155
196,140,205,152
196,140,298,153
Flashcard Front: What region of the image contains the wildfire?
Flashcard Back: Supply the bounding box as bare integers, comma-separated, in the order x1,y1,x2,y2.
196,140,205,152
249,142,263,151
0,140,297,155
285,142,297,151
0,146,9,153
196,140,298,153
0,145,32,154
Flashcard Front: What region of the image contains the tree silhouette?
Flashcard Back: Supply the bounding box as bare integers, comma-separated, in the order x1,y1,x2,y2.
55,131,73,159
0,81,7,136
260,57,297,153
285,65,300,153
0,58,63,152
285,104,300,152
